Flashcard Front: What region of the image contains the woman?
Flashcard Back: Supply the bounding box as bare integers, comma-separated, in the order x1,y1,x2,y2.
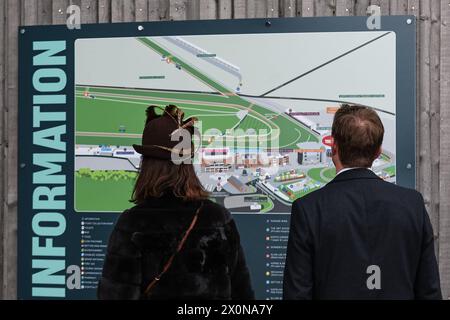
98,105,254,300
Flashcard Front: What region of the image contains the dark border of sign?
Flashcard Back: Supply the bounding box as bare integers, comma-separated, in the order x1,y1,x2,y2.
17,16,417,299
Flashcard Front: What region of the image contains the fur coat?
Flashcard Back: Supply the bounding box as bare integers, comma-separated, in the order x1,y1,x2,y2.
97,194,254,300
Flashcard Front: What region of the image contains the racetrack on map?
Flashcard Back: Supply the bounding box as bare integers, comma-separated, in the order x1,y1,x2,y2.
75,85,318,149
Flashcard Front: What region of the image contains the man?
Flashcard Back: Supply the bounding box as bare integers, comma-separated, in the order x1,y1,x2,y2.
283,104,442,300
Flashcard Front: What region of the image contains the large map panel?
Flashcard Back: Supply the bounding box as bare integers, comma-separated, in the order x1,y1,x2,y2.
75,32,396,214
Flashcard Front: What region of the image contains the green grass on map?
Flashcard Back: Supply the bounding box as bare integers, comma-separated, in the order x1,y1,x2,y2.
75,176,135,212
383,165,396,177
76,93,243,134
76,97,148,134
307,167,336,184
260,197,275,213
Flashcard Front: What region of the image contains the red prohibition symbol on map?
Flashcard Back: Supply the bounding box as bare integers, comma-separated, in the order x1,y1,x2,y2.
322,135,334,147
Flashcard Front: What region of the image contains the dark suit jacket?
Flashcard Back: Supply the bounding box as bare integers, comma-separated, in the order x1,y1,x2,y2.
283,168,442,300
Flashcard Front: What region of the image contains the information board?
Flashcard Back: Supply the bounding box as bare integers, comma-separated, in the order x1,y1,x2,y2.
18,16,416,299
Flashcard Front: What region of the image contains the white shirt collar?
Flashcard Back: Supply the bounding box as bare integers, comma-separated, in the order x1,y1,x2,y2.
336,167,368,176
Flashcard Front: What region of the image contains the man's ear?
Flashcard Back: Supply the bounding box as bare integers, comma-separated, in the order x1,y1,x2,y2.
331,140,338,157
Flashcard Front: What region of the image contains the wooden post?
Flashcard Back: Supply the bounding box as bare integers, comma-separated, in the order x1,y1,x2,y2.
3,0,21,300
355,0,370,16
148,0,170,21
123,0,136,22
439,0,450,300
0,0,5,301
390,0,408,15
280,0,296,17
98,0,111,23
301,0,315,17
52,0,70,25
199,0,215,20
267,0,279,18
253,0,268,18
430,0,441,253
233,0,246,19
199,0,218,20
111,0,123,22
336,0,355,16
371,0,390,16
186,0,198,20
407,0,420,16
245,0,256,18
315,0,336,16
21,0,38,25
169,0,187,20
410,0,420,195
135,0,149,22
81,0,98,24
218,0,232,19
418,1,433,233
37,0,53,25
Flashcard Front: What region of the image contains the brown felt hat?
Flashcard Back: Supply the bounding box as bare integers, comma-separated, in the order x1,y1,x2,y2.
133,105,198,161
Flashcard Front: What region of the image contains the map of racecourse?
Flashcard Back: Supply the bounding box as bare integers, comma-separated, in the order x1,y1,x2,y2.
75,32,397,213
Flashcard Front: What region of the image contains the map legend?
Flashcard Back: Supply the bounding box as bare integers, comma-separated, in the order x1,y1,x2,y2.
79,217,115,290
263,218,289,300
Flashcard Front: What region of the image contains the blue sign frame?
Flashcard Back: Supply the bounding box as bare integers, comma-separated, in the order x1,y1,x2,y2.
18,16,416,299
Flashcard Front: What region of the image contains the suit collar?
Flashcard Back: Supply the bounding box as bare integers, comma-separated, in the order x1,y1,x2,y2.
327,168,381,185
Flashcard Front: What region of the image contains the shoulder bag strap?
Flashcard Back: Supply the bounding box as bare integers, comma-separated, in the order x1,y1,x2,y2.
144,202,204,297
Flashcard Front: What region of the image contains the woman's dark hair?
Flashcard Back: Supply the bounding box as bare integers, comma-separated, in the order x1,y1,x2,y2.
131,157,209,203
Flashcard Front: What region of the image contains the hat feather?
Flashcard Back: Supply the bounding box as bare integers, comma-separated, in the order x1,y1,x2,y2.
145,106,161,125
181,117,198,133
